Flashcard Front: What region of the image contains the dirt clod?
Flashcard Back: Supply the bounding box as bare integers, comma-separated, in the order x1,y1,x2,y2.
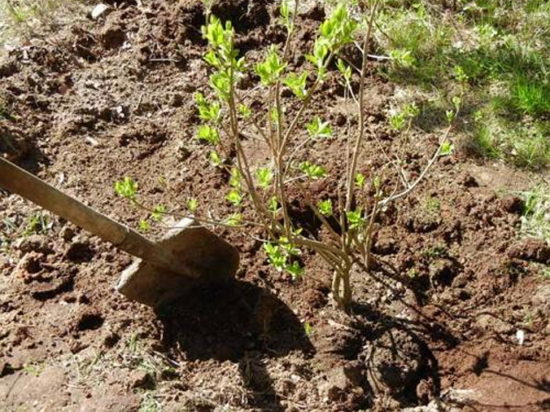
507,238,550,263
501,195,524,214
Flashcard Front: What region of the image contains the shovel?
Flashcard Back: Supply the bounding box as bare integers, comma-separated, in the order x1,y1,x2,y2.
0,157,239,307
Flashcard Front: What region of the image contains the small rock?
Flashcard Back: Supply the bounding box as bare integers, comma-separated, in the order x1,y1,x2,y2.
91,4,111,20
500,195,524,214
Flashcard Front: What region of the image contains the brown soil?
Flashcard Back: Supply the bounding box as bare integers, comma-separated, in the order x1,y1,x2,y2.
1,1,549,411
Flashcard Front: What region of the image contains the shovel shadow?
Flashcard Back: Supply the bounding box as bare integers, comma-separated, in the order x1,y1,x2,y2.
156,279,314,411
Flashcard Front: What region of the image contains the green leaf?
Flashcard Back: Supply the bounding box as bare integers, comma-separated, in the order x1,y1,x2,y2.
346,209,365,230
197,124,220,145
286,261,304,280
195,92,221,123
225,213,242,227
283,72,308,100
139,219,150,233
255,45,286,86
299,161,327,179
226,189,243,206
317,199,333,216
355,173,366,189
187,198,198,212
256,167,273,189
238,104,252,119
151,205,166,222
307,117,332,139
209,150,222,167
229,168,242,189
264,243,287,271
268,196,279,213
114,177,138,200
440,141,454,156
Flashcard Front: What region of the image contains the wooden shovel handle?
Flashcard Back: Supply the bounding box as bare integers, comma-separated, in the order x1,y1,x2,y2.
0,157,181,274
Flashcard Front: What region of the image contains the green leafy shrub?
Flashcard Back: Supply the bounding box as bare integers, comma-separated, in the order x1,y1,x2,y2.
116,1,457,311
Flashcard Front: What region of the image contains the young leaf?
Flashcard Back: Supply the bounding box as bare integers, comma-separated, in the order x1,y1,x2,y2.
440,141,454,156
226,189,243,206
346,209,365,230
195,92,221,123
336,58,351,81
307,117,332,139
139,219,150,233
238,104,252,119
114,177,138,200
209,150,222,167
225,213,242,227
255,45,286,86
283,72,308,100
268,196,279,213
355,173,366,189
229,168,242,189
256,167,274,189
279,236,301,256
197,124,220,145
299,161,327,179
264,243,287,271
446,109,455,123
151,205,166,222
318,199,333,216
187,198,198,212
286,261,304,280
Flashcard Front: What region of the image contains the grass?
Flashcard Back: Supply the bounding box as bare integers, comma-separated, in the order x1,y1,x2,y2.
22,213,52,236
0,0,88,45
520,186,550,242
139,394,162,412
375,0,550,169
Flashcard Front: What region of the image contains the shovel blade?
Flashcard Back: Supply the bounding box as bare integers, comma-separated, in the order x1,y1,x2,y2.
116,218,239,307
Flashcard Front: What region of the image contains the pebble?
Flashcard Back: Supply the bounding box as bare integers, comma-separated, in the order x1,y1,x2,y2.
91,4,111,20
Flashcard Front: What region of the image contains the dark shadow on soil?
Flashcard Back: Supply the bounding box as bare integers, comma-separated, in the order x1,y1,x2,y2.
156,280,314,412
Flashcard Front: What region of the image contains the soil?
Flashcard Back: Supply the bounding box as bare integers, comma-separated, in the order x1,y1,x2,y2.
1,1,549,411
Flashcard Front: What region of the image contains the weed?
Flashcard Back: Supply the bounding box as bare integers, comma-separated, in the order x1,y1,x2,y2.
304,322,313,337
22,361,44,377
424,197,441,214
424,244,447,259
23,213,52,236
542,268,550,280
139,393,162,412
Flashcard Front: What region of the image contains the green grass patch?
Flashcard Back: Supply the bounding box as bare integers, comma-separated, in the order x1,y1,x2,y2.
376,0,550,169
520,186,550,242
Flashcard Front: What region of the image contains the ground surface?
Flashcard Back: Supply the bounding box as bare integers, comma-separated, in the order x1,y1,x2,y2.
1,1,549,411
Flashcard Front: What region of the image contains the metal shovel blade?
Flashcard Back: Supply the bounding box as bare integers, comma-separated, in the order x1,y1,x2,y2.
117,218,239,307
